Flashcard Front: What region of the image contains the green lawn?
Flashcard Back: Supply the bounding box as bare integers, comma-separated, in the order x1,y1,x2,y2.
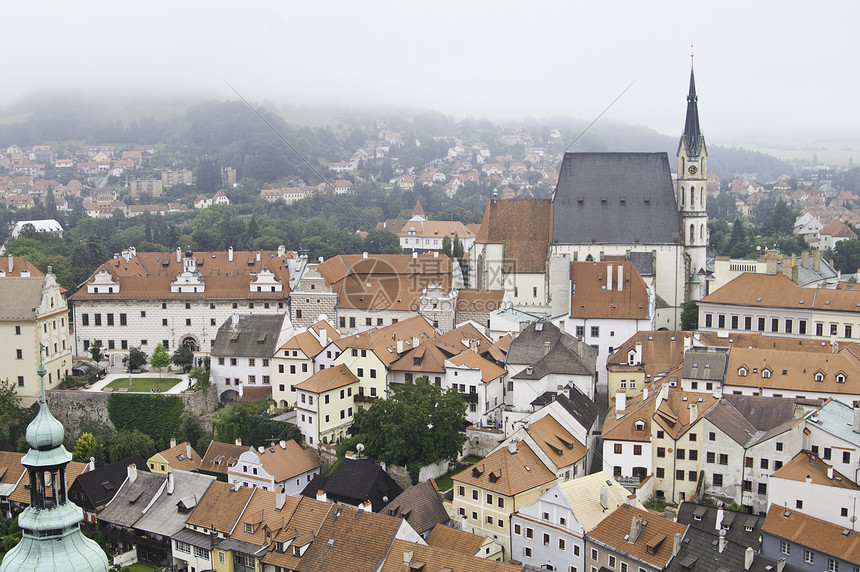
103,377,182,393
126,564,158,572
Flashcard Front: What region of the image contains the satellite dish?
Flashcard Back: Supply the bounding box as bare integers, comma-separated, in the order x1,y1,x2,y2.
356,443,365,452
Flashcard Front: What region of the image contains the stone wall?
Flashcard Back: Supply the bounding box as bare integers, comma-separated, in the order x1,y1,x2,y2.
47,386,218,437
464,426,504,457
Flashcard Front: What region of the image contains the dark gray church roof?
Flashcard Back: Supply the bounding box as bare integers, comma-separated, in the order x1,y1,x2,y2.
211,314,284,359
552,153,681,245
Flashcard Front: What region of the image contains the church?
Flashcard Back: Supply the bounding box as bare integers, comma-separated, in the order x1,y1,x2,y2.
473,63,709,330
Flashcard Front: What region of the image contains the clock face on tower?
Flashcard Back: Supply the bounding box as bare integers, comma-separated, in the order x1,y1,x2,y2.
688,165,698,175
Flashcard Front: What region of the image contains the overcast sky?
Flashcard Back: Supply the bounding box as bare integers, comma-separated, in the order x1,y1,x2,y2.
3,1,858,145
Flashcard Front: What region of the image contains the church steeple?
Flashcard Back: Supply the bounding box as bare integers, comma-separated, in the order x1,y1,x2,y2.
0,347,109,572
682,66,703,158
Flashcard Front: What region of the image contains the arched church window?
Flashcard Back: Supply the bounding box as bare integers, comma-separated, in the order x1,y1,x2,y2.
680,186,684,205
690,187,695,206
689,224,695,243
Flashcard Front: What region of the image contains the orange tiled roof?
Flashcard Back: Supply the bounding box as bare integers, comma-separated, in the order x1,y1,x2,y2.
475,199,552,274
68,249,292,301
452,440,555,497
570,261,649,320
185,480,253,532
586,504,687,569
762,503,860,565
294,366,359,394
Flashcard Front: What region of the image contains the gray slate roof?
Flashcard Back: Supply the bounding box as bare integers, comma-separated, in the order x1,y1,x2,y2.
557,386,600,432
552,153,681,245
676,502,763,549
134,471,216,537
682,348,728,382
302,458,403,512
380,480,449,536
666,527,804,572
0,277,45,320
211,314,285,359
98,471,165,528
705,395,812,448
807,399,860,447
508,321,597,378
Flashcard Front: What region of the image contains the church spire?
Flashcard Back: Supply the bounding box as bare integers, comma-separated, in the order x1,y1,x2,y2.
682,59,703,158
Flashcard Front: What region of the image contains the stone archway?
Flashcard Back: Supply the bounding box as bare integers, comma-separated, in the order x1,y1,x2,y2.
181,336,199,352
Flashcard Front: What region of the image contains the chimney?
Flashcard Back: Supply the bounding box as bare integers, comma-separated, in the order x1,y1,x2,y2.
791,261,800,284
509,442,518,454
256,251,261,262
316,490,327,503
275,490,286,510
715,506,724,531
600,486,609,510
813,250,821,272
433,251,439,258
689,402,698,424
766,250,778,275
170,437,177,449
228,246,234,262
616,391,627,413
643,387,649,401
7,255,12,273
744,546,755,571
127,464,138,484
412,251,418,259
362,252,368,259
607,264,613,291
828,466,834,479
618,264,624,292
235,438,242,446
89,457,96,472
635,342,643,364
278,244,286,258
854,402,860,433
718,529,727,553
358,499,372,512
777,558,786,572
167,470,175,495
396,340,404,353
544,341,551,356
403,551,414,566
629,516,643,543
806,475,812,484
280,440,287,449
802,250,810,268
186,442,193,460
176,247,182,263
412,336,419,348
673,532,682,557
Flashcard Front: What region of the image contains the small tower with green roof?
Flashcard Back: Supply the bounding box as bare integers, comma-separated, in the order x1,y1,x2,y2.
0,348,109,572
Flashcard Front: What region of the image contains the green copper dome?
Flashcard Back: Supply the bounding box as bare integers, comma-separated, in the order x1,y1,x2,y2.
0,358,109,572
25,400,66,451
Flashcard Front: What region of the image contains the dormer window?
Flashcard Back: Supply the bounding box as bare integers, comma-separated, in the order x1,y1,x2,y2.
738,367,748,377
244,523,253,534
762,368,772,379
837,373,847,384
814,371,825,383
628,351,636,366
634,420,645,431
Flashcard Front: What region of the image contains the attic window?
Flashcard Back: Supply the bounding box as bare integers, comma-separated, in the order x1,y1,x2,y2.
244,523,253,534
472,466,484,478
738,367,748,377
814,371,825,382
837,373,846,384
762,369,772,379
634,420,645,431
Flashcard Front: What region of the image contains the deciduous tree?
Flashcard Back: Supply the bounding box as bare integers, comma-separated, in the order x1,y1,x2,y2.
149,343,170,378
351,376,466,467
